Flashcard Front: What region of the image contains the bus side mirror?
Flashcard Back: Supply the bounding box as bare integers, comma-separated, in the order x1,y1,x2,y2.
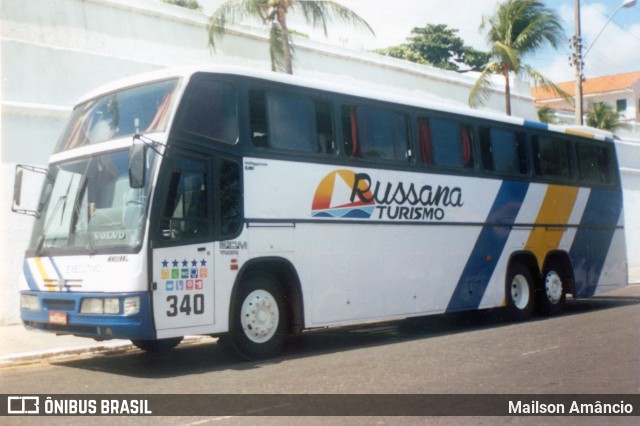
13,168,23,208
12,164,47,217
129,138,146,189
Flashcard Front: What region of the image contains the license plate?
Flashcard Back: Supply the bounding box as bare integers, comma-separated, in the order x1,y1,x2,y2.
49,311,67,325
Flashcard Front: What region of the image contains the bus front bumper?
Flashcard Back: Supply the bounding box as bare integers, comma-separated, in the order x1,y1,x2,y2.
19,291,155,341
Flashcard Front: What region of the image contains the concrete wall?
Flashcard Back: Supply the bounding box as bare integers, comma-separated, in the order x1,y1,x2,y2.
616,139,640,281
1,0,637,324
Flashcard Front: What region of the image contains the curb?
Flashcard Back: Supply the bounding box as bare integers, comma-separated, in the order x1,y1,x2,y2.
0,341,134,367
0,336,210,367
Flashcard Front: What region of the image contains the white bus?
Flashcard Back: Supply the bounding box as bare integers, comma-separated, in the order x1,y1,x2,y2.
14,66,627,359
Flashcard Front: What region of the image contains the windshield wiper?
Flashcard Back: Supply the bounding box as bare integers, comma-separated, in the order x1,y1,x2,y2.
35,174,76,256
35,194,67,256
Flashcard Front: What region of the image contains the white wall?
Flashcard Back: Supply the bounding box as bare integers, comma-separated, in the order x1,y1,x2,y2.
616,139,640,281
1,0,637,324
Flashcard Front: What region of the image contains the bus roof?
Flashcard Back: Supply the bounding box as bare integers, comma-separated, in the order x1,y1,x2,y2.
76,65,614,143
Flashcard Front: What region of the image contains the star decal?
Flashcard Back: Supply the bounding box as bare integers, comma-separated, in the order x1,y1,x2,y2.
172,259,179,268
200,259,207,267
161,259,169,268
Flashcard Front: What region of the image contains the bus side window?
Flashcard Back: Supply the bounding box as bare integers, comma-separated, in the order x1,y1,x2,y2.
426,117,474,169
250,90,334,154
533,135,572,179
344,106,410,162
266,91,316,152
577,143,612,185
161,156,210,241
480,127,528,175
219,158,243,237
180,80,238,145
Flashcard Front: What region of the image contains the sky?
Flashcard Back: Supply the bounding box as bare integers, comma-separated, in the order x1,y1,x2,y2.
199,0,640,82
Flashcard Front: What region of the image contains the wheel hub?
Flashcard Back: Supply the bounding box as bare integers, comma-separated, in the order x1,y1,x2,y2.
510,274,530,309
545,271,563,304
240,290,279,343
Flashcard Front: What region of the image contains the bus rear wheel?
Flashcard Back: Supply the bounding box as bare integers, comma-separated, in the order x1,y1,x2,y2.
229,274,286,360
505,262,535,321
131,337,183,353
538,268,566,316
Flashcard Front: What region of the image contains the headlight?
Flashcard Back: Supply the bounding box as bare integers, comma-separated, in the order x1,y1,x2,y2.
81,298,121,314
123,296,140,316
104,298,120,314
81,298,103,314
21,294,40,310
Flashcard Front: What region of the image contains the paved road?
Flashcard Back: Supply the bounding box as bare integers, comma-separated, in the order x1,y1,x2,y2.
2,285,639,424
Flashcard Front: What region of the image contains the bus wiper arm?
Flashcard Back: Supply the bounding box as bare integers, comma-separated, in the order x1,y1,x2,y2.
35,194,66,256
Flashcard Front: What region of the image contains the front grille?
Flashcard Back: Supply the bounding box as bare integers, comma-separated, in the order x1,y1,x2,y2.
43,299,76,311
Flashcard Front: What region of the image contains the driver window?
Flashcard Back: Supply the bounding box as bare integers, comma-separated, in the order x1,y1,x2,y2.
161,156,210,241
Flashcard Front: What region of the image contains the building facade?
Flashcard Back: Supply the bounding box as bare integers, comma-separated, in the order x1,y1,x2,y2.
532,71,640,141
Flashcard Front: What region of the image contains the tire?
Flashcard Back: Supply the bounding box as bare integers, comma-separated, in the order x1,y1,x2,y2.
131,337,183,353
505,262,535,321
229,274,287,360
537,267,566,316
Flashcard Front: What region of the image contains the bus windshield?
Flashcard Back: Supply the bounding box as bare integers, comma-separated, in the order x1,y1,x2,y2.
56,78,179,152
29,149,155,255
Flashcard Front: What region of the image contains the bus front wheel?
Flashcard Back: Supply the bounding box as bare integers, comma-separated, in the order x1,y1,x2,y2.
505,262,535,321
229,274,287,360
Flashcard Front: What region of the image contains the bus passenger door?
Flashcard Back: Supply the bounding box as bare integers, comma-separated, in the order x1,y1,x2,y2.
151,153,215,336
152,244,214,334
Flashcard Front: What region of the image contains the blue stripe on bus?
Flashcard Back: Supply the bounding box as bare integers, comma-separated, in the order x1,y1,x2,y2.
523,120,549,131
569,188,623,297
23,261,39,291
49,257,64,283
446,180,529,312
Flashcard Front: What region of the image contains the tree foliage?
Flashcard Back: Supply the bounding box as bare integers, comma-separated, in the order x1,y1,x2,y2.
209,0,373,74
586,102,627,133
162,0,202,11
375,24,489,72
536,107,557,124
469,0,569,115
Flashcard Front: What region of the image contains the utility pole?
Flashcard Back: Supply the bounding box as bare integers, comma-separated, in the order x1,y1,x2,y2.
573,0,584,125
572,0,637,125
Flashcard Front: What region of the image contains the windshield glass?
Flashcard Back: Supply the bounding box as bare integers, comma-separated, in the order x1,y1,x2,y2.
29,149,155,254
56,79,179,152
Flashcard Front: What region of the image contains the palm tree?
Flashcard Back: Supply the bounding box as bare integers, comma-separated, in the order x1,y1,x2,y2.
536,106,557,124
586,102,627,133
469,0,568,115
208,0,374,74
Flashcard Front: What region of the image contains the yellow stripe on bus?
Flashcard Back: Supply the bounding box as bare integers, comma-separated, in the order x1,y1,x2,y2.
525,185,579,269
564,128,594,139
34,257,56,292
